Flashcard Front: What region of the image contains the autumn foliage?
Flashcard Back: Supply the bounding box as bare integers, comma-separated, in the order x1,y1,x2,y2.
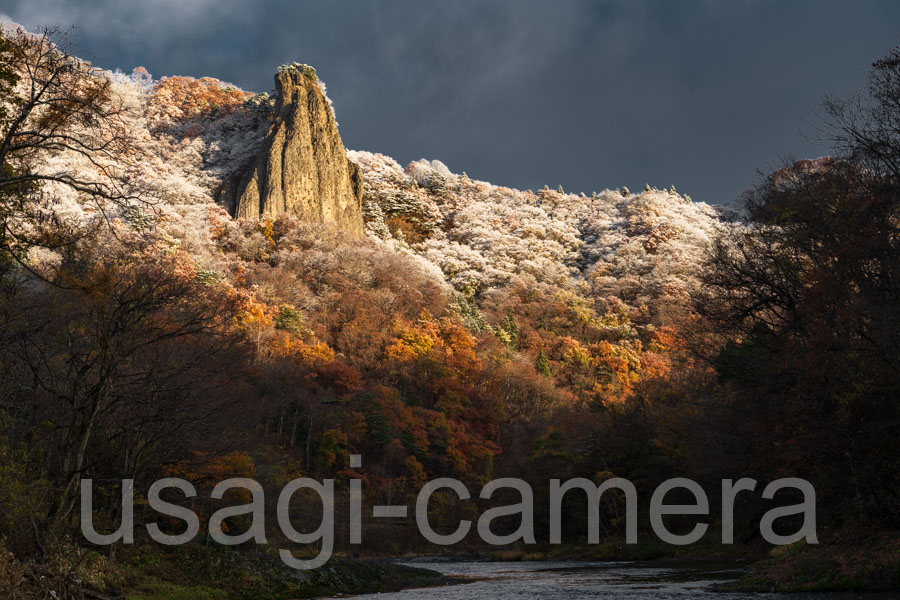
1,26,899,597
149,75,251,123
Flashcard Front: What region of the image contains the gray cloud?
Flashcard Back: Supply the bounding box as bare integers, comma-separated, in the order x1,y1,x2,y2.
4,0,899,203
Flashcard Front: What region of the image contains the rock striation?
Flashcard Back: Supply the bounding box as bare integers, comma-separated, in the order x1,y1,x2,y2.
230,65,364,234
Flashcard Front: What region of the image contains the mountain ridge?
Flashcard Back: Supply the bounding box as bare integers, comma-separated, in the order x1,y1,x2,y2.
45,59,727,321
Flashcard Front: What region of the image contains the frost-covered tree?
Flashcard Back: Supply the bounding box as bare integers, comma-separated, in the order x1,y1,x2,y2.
0,26,149,264
349,150,723,323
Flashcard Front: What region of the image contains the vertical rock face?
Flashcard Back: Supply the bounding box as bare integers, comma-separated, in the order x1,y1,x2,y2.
234,66,364,235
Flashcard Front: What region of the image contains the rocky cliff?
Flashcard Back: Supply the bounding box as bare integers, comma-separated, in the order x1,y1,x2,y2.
231,64,364,234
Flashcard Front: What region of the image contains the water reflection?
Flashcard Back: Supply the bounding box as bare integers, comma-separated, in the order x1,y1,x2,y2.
349,560,892,599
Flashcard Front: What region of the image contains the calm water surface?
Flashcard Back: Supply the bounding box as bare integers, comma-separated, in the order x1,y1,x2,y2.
349,560,895,599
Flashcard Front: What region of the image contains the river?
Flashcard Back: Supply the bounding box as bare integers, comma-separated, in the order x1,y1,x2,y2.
349,559,894,599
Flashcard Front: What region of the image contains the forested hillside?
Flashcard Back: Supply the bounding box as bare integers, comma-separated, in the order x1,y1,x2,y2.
0,23,898,598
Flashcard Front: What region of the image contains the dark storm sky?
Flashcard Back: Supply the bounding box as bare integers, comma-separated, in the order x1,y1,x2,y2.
3,1,899,204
